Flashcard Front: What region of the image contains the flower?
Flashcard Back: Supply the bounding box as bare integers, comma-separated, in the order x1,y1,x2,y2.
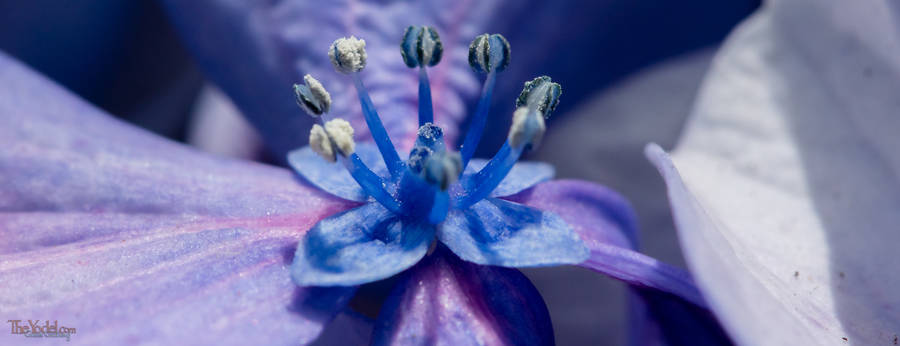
0,49,722,345
287,30,588,288
643,0,900,344
0,3,739,346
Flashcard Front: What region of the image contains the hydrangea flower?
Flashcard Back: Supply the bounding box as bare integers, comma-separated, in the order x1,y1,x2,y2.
0,48,723,345
287,31,591,289
0,3,736,346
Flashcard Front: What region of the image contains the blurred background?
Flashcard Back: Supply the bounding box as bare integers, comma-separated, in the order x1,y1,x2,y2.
0,0,759,344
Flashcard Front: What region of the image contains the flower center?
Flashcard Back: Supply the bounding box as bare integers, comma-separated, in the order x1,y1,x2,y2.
293,26,562,225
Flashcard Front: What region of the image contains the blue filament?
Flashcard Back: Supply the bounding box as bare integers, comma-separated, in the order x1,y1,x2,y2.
340,153,401,213
459,70,498,168
353,73,404,177
418,67,434,126
455,141,524,209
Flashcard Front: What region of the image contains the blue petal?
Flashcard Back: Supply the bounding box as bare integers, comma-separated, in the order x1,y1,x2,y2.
291,203,434,286
288,143,388,202
460,159,555,198
438,197,588,267
373,247,553,345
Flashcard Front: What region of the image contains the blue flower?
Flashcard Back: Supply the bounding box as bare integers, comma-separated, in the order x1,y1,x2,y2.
287,30,588,287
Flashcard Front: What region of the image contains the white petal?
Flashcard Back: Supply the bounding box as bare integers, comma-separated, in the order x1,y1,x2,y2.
651,1,900,345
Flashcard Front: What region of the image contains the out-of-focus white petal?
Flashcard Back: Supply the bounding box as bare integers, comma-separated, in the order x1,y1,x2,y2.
650,1,900,344
187,85,263,159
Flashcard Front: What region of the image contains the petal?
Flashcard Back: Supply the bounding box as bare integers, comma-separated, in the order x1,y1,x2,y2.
462,159,555,198
288,143,388,202
0,53,356,344
161,0,486,155
508,180,730,345
648,0,900,343
311,310,375,346
372,247,553,346
506,180,702,305
187,84,264,160
0,220,355,345
291,203,434,286
438,197,588,267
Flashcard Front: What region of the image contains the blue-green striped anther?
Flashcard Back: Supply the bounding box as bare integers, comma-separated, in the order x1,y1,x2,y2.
468,33,510,74
401,26,443,68
515,76,561,118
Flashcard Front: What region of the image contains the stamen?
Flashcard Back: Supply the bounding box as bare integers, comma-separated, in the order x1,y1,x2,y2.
414,122,445,152
508,107,545,149
418,67,434,125
329,37,404,177
352,74,404,176
293,74,331,117
456,76,562,209
309,124,335,162
308,119,400,212
460,34,509,168
324,118,355,157
308,119,355,162
401,26,444,126
340,154,401,213
459,69,497,167
516,76,562,118
455,142,523,209
329,37,367,73
467,34,510,74
421,151,462,190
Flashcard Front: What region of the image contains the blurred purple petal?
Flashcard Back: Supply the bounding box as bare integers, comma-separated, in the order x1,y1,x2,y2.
0,52,357,344
646,0,900,343
161,0,487,156
372,247,553,346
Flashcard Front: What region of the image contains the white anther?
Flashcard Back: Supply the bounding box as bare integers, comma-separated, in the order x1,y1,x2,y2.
324,118,356,157
304,74,331,113
329,36,367,73
309,124,335,162
508,107,545,149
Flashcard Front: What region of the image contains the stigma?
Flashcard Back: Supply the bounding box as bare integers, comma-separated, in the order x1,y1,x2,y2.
294,27,562,223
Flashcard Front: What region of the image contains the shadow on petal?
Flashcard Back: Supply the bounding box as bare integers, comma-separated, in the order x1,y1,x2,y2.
372,246,553,345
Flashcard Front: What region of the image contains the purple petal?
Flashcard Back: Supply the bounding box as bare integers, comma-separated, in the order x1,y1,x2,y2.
0,52,357,344
506,180,703,305
439,197,588,267
646,0,900,343
161,0,487,156
291,203,434,286
372,247,553,346
507,180,731,344
288,143,388,202
463,159,555,198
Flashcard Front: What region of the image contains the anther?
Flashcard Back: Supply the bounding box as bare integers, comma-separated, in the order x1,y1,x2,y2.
329,36,367,73
414,122,445,151
401,26,443,68
516,76,562,118
309,119,356,162
508,107,545,149
421,151,462,190
293,74,331,117
468,33,510,74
